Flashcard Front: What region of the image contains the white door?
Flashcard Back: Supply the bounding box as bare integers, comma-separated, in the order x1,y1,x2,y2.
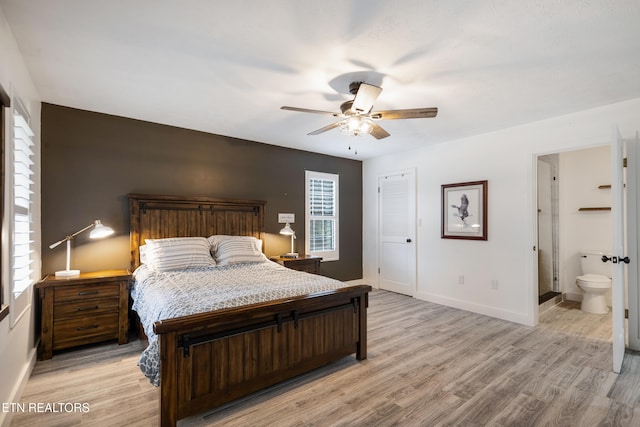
610,126,628,373
627,132,640,351
378,170,416,296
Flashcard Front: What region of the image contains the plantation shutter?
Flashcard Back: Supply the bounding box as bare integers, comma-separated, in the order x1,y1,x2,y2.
12,107,35,295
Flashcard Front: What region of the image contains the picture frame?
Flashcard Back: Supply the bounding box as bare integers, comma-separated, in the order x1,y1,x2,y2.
441,180,487,240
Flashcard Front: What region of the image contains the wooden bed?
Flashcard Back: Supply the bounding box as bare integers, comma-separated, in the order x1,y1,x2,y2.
128,194,371,426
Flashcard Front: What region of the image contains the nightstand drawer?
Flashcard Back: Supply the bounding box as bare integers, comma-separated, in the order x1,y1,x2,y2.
54,297,120,320
53,313,119,350
54,283,120,303
293,262,319,274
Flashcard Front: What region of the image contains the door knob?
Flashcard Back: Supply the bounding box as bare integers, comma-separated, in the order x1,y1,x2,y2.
406,238,412,243
602,255,612,263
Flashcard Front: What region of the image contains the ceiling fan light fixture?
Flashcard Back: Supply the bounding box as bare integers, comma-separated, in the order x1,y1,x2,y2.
339,116,373,137
359,118,373,134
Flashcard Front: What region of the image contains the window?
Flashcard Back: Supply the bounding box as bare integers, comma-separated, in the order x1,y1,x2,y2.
0,84,9,322
12,101,35,297
305,170,339,261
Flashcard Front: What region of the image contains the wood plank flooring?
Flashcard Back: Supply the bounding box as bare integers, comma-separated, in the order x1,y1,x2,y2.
10,290,640,426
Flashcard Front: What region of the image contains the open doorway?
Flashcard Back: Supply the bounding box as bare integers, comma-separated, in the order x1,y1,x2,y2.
536,146,613,318
537,154,560,305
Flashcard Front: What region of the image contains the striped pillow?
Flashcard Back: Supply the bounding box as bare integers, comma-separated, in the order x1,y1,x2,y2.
145,237,216,272
208,235,265,266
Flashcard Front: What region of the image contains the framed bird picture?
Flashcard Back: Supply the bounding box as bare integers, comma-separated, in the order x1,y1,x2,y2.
441,180,487,240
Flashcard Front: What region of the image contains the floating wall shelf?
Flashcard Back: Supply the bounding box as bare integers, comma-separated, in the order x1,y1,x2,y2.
578,207,611,212
578,184,612,211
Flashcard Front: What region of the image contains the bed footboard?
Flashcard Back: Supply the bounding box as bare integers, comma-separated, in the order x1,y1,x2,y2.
155,285,371,426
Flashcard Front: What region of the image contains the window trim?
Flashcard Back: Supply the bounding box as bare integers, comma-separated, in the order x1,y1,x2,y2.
0,83,9,323
305,170,339,261
12,101,35,295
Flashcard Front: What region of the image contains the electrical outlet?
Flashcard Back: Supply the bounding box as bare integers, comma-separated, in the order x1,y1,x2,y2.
458,275,464,285
491,280,499,290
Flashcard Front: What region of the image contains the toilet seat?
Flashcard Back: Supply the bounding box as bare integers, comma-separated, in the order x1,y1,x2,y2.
576,274,611,289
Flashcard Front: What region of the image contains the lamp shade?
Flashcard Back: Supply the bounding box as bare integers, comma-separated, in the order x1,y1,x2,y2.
89,220,114,239
280,223,295,235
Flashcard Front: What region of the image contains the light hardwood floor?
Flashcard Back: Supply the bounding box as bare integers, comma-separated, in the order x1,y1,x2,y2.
11,290,640,426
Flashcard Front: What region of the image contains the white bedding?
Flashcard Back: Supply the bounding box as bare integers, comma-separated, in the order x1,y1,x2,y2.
131,260,350,385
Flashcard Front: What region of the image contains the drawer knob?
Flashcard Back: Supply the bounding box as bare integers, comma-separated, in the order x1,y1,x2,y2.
78,290,99,296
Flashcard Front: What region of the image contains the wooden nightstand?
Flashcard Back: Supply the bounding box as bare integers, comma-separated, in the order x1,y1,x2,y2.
36,269,131,360
270,255,322,274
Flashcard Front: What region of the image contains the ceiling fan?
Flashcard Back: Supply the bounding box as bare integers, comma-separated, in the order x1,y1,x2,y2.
281,81,438,140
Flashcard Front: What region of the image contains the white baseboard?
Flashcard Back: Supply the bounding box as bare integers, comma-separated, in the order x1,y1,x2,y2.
0,346,37,427
415,291,533,326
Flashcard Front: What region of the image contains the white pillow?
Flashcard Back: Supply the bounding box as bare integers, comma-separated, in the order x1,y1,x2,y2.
208,235,265,266
145,237,216,272
139,244,148,264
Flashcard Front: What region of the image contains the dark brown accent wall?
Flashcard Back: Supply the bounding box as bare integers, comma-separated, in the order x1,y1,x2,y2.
41,104,362,281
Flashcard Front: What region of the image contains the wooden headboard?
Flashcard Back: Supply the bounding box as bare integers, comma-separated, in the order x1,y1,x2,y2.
129,193,266,270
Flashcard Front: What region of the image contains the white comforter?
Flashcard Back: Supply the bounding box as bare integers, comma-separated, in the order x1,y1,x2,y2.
131,260,349,385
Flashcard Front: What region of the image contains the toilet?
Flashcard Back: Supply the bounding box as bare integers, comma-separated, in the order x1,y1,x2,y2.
576,250,612,314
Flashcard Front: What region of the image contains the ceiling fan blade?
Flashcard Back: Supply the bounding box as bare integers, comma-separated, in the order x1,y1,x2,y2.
281,106,338,115
308,121,342,135
369,107,438,120
351,83,382,114
369,122,390,140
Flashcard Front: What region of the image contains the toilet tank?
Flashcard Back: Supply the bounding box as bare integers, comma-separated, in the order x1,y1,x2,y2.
580,250,612,277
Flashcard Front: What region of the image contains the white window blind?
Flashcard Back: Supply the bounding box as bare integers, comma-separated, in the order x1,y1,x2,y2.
305,171,339,261
12,107,35,296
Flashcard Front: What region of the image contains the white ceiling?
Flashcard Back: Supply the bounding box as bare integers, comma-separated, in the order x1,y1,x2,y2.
2,0,640,160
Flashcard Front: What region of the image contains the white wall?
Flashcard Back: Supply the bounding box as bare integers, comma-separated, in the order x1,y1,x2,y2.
363,97,640,326
559,146,612,302
0,6,41,427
